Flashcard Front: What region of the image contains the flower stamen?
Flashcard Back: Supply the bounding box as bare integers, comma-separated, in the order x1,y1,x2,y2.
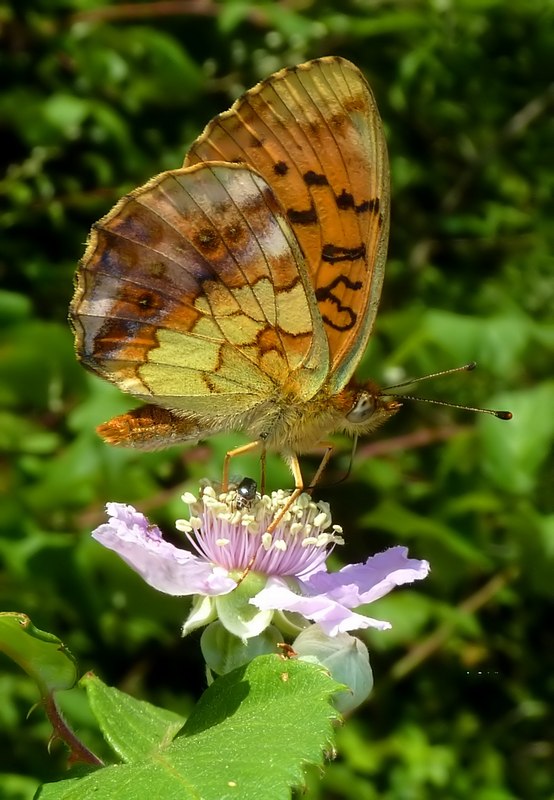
176,482,344,579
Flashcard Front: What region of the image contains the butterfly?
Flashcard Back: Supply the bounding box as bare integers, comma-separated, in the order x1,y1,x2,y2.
70,56,401,490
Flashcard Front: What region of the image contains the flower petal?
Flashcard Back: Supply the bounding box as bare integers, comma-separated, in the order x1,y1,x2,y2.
251,578,391,637
93,503,236,597
305,546,430,606
251,547,429,637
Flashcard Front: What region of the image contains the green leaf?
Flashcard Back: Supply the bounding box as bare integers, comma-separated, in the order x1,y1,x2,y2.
0,410,60,454
0,290,32,325
0,613,77,695
39,656,341,799
218,1,252,33
424,311,532,376
479,383,554,493
82,673,185,762
201,621,283,675
42,94,89,139
362,500,489,565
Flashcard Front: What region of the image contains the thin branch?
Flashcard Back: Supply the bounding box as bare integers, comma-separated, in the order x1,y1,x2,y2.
389,567,517,682
357,424,467,458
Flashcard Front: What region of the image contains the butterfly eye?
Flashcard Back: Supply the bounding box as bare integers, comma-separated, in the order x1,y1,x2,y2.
346,393,376,423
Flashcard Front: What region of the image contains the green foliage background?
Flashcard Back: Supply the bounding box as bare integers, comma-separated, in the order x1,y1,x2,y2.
1,1,552,797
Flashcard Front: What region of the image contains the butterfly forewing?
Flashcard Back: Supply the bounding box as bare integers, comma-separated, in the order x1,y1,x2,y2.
186,56,390,392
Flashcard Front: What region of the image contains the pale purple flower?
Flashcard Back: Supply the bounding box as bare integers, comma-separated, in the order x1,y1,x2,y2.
92,502,236,596
92,482,430,639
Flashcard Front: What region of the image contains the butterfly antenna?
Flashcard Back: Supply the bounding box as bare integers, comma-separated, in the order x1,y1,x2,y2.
388,394,512,420
383,361,477,392
382,362,512,420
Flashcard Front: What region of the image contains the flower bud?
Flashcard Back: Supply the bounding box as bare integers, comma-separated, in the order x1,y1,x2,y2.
293,624,373,713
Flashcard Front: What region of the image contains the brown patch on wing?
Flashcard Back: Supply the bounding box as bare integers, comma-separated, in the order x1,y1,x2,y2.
97,404,209,449
70,162,321,402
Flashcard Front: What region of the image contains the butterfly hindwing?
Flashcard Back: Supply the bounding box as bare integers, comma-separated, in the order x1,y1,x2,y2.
71,163,329,423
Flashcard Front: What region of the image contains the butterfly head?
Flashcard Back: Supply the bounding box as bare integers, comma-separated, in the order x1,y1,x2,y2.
338,381,402,437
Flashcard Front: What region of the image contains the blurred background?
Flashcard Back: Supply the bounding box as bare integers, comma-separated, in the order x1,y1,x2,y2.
1,1,553,798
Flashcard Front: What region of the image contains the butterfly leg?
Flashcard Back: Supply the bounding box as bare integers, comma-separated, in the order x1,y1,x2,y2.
236,454,304,586
263,454,305,535
259,448,267,495
306,442,334,492
262,444,334,535
222,439,264,492
236,448,333,583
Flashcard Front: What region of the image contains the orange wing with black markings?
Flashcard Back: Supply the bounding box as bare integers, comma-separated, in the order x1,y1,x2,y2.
185,56,390,392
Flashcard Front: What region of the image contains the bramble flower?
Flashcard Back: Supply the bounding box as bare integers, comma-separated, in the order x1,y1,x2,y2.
92,481,429,643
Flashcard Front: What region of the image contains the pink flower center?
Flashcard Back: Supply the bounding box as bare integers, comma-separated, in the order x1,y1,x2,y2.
176,483,344,579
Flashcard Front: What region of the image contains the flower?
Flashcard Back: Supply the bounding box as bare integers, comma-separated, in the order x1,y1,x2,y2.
92,482,429,641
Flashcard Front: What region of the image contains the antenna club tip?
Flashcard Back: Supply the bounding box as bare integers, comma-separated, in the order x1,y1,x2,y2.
466,361,477,371
496,411,513,420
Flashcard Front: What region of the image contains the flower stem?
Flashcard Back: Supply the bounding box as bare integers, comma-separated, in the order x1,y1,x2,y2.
42,692,104,766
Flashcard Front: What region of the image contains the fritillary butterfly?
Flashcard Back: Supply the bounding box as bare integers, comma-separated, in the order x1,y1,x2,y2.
70,57,399,488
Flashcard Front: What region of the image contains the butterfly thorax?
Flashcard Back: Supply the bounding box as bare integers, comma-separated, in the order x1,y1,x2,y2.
241,380,400,456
